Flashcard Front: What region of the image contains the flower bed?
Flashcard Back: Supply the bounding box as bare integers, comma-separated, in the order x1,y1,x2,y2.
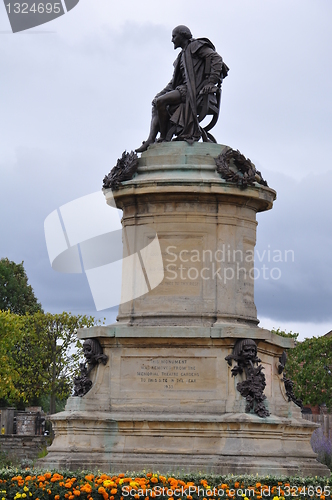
0,470,331,500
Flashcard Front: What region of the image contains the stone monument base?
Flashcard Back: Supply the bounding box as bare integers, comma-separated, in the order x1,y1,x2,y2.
42,143,327,475
41,325,328,476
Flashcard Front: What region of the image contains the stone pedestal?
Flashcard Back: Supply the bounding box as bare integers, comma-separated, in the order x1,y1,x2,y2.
42,143,328,475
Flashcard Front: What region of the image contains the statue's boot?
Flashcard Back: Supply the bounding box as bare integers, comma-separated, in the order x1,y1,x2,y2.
135,140,154,153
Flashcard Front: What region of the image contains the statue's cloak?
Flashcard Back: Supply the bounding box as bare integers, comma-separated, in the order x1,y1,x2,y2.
166,38,227,140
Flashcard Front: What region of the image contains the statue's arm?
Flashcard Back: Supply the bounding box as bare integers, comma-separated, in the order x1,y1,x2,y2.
199,47,223,94
152,80,173,104
152,54,180,105
209,50,223,85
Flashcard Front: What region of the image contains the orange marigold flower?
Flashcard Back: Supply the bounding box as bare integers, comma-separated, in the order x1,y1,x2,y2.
73,490,81,496
45,473,52,480
234,483,240,489
146,474,153,478
320,495,325,500
55,496,60,500
85,475,95,482
118,474,125,478
221,484,228,490
151,478,158,484
111,489,118,494
256,483,261,488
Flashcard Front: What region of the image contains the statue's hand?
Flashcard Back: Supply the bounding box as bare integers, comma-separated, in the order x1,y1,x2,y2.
200,84,218,95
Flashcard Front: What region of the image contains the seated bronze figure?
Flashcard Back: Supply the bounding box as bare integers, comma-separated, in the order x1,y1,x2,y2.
136,25,229,153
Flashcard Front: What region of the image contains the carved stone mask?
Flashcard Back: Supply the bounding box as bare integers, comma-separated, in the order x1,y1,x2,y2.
83,340,93,362
241,344,257,360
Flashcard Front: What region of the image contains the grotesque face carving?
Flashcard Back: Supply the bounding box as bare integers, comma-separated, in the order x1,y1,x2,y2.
241,343,257,361
83,339,94,362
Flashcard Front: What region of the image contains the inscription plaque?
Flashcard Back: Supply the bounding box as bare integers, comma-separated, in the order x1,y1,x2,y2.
121,356,217,392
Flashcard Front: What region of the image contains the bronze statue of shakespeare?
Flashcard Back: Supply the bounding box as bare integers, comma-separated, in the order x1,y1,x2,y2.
136,25,229,153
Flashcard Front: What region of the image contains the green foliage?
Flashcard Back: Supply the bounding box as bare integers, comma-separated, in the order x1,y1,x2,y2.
271,327,299,339
37,447,48,459
0,258,42,315
285,335,332,410
0,311,96,411
0,310,24,402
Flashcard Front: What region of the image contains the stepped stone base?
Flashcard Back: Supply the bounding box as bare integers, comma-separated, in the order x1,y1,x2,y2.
41,325,329,476
43,412,326,476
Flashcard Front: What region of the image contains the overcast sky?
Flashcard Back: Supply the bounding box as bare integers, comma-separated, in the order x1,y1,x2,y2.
1,0,331,340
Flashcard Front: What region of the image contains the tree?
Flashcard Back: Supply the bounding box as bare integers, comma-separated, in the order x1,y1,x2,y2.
0,258,42,314
12,312,96,414
0,310,23,403
0,310,96,413
285,335,332,410
273,329,332,410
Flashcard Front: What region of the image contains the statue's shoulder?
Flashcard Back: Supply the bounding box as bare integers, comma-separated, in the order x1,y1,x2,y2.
190,37,216,54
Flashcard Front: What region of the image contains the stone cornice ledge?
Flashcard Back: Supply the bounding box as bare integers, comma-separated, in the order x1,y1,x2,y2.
77,324,294,348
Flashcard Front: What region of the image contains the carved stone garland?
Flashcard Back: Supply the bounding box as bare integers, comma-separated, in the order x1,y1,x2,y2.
103,150,139,190
215,147,268,189
73,338,108,397
225,338,270,418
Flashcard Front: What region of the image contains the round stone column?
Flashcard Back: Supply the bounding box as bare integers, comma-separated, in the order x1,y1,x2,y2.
105,142,276,327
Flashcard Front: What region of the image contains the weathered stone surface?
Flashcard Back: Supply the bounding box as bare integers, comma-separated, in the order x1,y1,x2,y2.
41,143,328,475
42,325,328,475
105,142,276,327
0,435,47,463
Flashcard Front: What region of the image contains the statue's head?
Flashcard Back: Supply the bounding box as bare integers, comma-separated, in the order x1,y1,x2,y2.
172,25,192,49
234,338,257,361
